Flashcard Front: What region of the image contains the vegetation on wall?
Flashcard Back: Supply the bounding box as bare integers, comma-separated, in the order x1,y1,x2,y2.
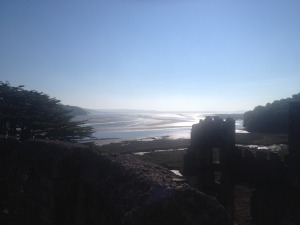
0,81,93,140
243,93,300,133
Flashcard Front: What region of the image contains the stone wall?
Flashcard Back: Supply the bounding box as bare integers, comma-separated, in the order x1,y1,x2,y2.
0,138,230,225
249,102,300,225
183,104,300,225
233,146,286,186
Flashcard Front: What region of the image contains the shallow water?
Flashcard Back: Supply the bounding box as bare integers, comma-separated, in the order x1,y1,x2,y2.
170,170,183,177
77,111,245,144
134,148,187,156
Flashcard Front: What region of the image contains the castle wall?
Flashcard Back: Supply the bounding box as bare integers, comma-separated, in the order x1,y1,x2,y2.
183,103,300,225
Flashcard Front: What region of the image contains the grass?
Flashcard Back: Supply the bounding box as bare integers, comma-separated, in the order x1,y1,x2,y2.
135,150,187,170
235,133,288,145
91,138,190,155
84,132,288,172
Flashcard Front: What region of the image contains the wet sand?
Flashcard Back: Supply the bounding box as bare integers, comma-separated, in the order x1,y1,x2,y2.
94,137,190,154
91,132,288,154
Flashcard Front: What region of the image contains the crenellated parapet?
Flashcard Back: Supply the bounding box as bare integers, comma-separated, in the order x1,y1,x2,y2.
184,116,236,223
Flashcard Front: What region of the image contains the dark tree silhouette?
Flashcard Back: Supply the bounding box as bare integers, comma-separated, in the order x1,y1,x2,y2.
0,81,93,140
243,93,300,133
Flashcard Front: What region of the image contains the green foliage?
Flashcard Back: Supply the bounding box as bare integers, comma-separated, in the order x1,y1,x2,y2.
0,81,93,140
243,93,300,133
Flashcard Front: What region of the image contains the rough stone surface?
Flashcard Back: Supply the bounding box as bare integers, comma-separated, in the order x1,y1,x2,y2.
0,137,230,225
251,186,300,225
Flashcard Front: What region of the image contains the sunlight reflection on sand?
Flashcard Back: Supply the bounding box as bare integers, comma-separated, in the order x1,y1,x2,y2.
77,111,245,145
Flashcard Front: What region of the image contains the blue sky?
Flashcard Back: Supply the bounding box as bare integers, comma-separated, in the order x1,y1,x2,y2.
1,0,300,111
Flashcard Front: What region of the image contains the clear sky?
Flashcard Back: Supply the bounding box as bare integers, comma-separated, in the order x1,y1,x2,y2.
1,0,300,111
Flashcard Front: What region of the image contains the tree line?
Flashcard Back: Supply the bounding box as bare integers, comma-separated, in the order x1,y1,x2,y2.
0,81,93,140
243,93,300,133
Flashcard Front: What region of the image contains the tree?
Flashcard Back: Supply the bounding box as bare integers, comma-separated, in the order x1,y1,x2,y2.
243,93,300,133
0,81,93,141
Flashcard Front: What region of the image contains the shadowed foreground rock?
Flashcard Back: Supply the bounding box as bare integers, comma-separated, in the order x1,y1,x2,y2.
0,138,230,225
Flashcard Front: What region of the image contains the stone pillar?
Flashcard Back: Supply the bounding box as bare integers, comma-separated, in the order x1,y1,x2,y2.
184,116,236,225
219,118,236,225
287,102,300,190
289,102,300,154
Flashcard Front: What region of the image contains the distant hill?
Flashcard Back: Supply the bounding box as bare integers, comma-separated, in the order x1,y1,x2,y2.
84,109,159,114
243,93,300,133
62,105,89,116
210,113,244,120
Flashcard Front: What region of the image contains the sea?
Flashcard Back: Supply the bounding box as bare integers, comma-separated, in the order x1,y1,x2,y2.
75,110,245,145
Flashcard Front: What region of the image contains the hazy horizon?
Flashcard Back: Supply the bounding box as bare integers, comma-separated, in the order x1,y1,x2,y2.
1,0,299,111
83,107,247,113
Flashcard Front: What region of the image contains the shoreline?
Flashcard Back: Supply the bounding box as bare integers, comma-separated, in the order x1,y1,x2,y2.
88,132,288,155
93,136,191,154
83,132,290,179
